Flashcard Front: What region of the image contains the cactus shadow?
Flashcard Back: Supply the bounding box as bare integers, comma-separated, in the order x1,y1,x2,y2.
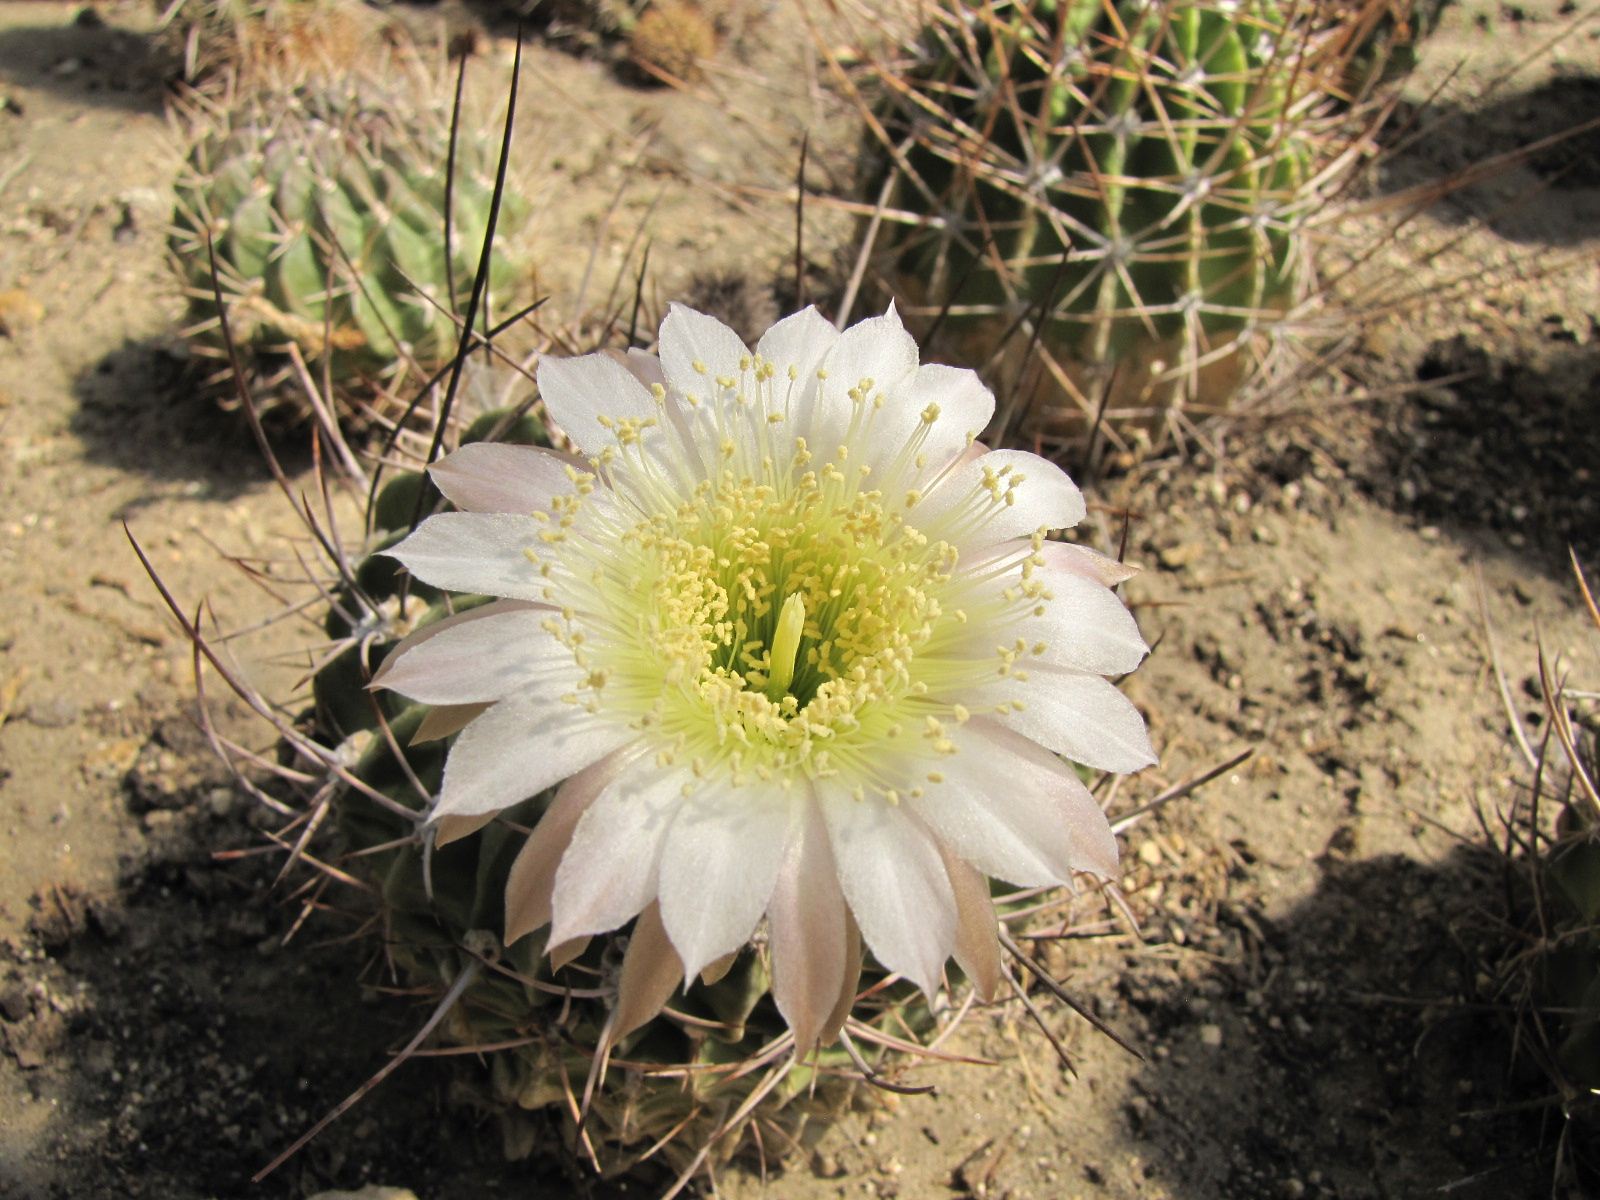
1374,74,1600,246
1353,333,1600,570
8,790,648,1199
0,19,166,115
1115,845,1553,1200
67,337,290,501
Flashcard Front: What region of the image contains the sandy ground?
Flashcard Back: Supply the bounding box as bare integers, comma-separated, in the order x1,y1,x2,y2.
1,1,1599,1198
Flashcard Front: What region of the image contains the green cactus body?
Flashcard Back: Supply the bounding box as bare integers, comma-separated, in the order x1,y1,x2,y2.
305,428,928,1172
170,90,530,420
868,0,1381,447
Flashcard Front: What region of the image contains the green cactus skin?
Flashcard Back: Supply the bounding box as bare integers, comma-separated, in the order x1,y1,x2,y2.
170,88,530,421
305,428,932,1174
866,0,1400,447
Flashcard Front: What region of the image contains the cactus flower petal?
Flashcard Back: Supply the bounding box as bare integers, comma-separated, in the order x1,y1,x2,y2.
429,442,592,515
375,605,575,706
438,696,635,819
657,787,798,984
767,795,850,1053
973,664,1158,774
906,716,1111,888
816,781,959,999
387,511,567,602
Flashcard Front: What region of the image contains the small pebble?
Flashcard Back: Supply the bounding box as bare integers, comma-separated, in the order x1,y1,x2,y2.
25,697,79,728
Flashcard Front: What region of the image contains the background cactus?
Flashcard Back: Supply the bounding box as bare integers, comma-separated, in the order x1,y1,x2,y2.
169,84,533,425
628,0,719,85
857,0,1417,457
154,0,389,89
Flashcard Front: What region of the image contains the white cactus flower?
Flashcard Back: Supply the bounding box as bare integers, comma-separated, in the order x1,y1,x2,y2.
376,304,1155,1051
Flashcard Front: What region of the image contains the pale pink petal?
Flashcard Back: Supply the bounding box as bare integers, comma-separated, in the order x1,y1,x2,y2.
429,442,591,515
907,734,1074,888
765,793,848,1053
973,665,1157,774
548,763,691,945
597,346,667,390
385,512,555,602
372,599,540,690
410,702,490,744
504,747,639,944
657,787,796,982
375,604,576,706
435,811,496,848
1039,540,1139,587
549,936,590,972
609,901,684,1046
819,305,920,401
658,304,752,405
912,449,1086,547
537,350,659,459
938,847,1001,1002
1021,569,1149,677
699,951,738,987
794,307,920,451
820,913,863,1045
436,697,634,819
816,781,957,999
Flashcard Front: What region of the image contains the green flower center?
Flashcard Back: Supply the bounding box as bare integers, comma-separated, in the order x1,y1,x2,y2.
603,446,963,784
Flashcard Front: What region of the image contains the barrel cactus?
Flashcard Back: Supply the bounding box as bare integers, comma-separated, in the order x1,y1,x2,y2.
170,86,532,425
861,0,1406,453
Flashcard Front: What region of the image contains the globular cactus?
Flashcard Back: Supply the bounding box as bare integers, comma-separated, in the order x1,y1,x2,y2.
861,0,1409,454
307,417,914,1175
154,0,388,89
628,0,718,85
169,87,532,424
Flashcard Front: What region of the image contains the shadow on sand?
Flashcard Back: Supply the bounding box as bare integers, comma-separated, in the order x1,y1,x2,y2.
1354,334,1600,570
68,338,305,505
1110,844,1560,1200
1,763,654,1200
1373,74,1600,246
0,18,165,115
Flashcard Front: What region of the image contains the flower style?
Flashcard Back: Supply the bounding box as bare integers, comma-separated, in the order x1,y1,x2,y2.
375,305,1155,1052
